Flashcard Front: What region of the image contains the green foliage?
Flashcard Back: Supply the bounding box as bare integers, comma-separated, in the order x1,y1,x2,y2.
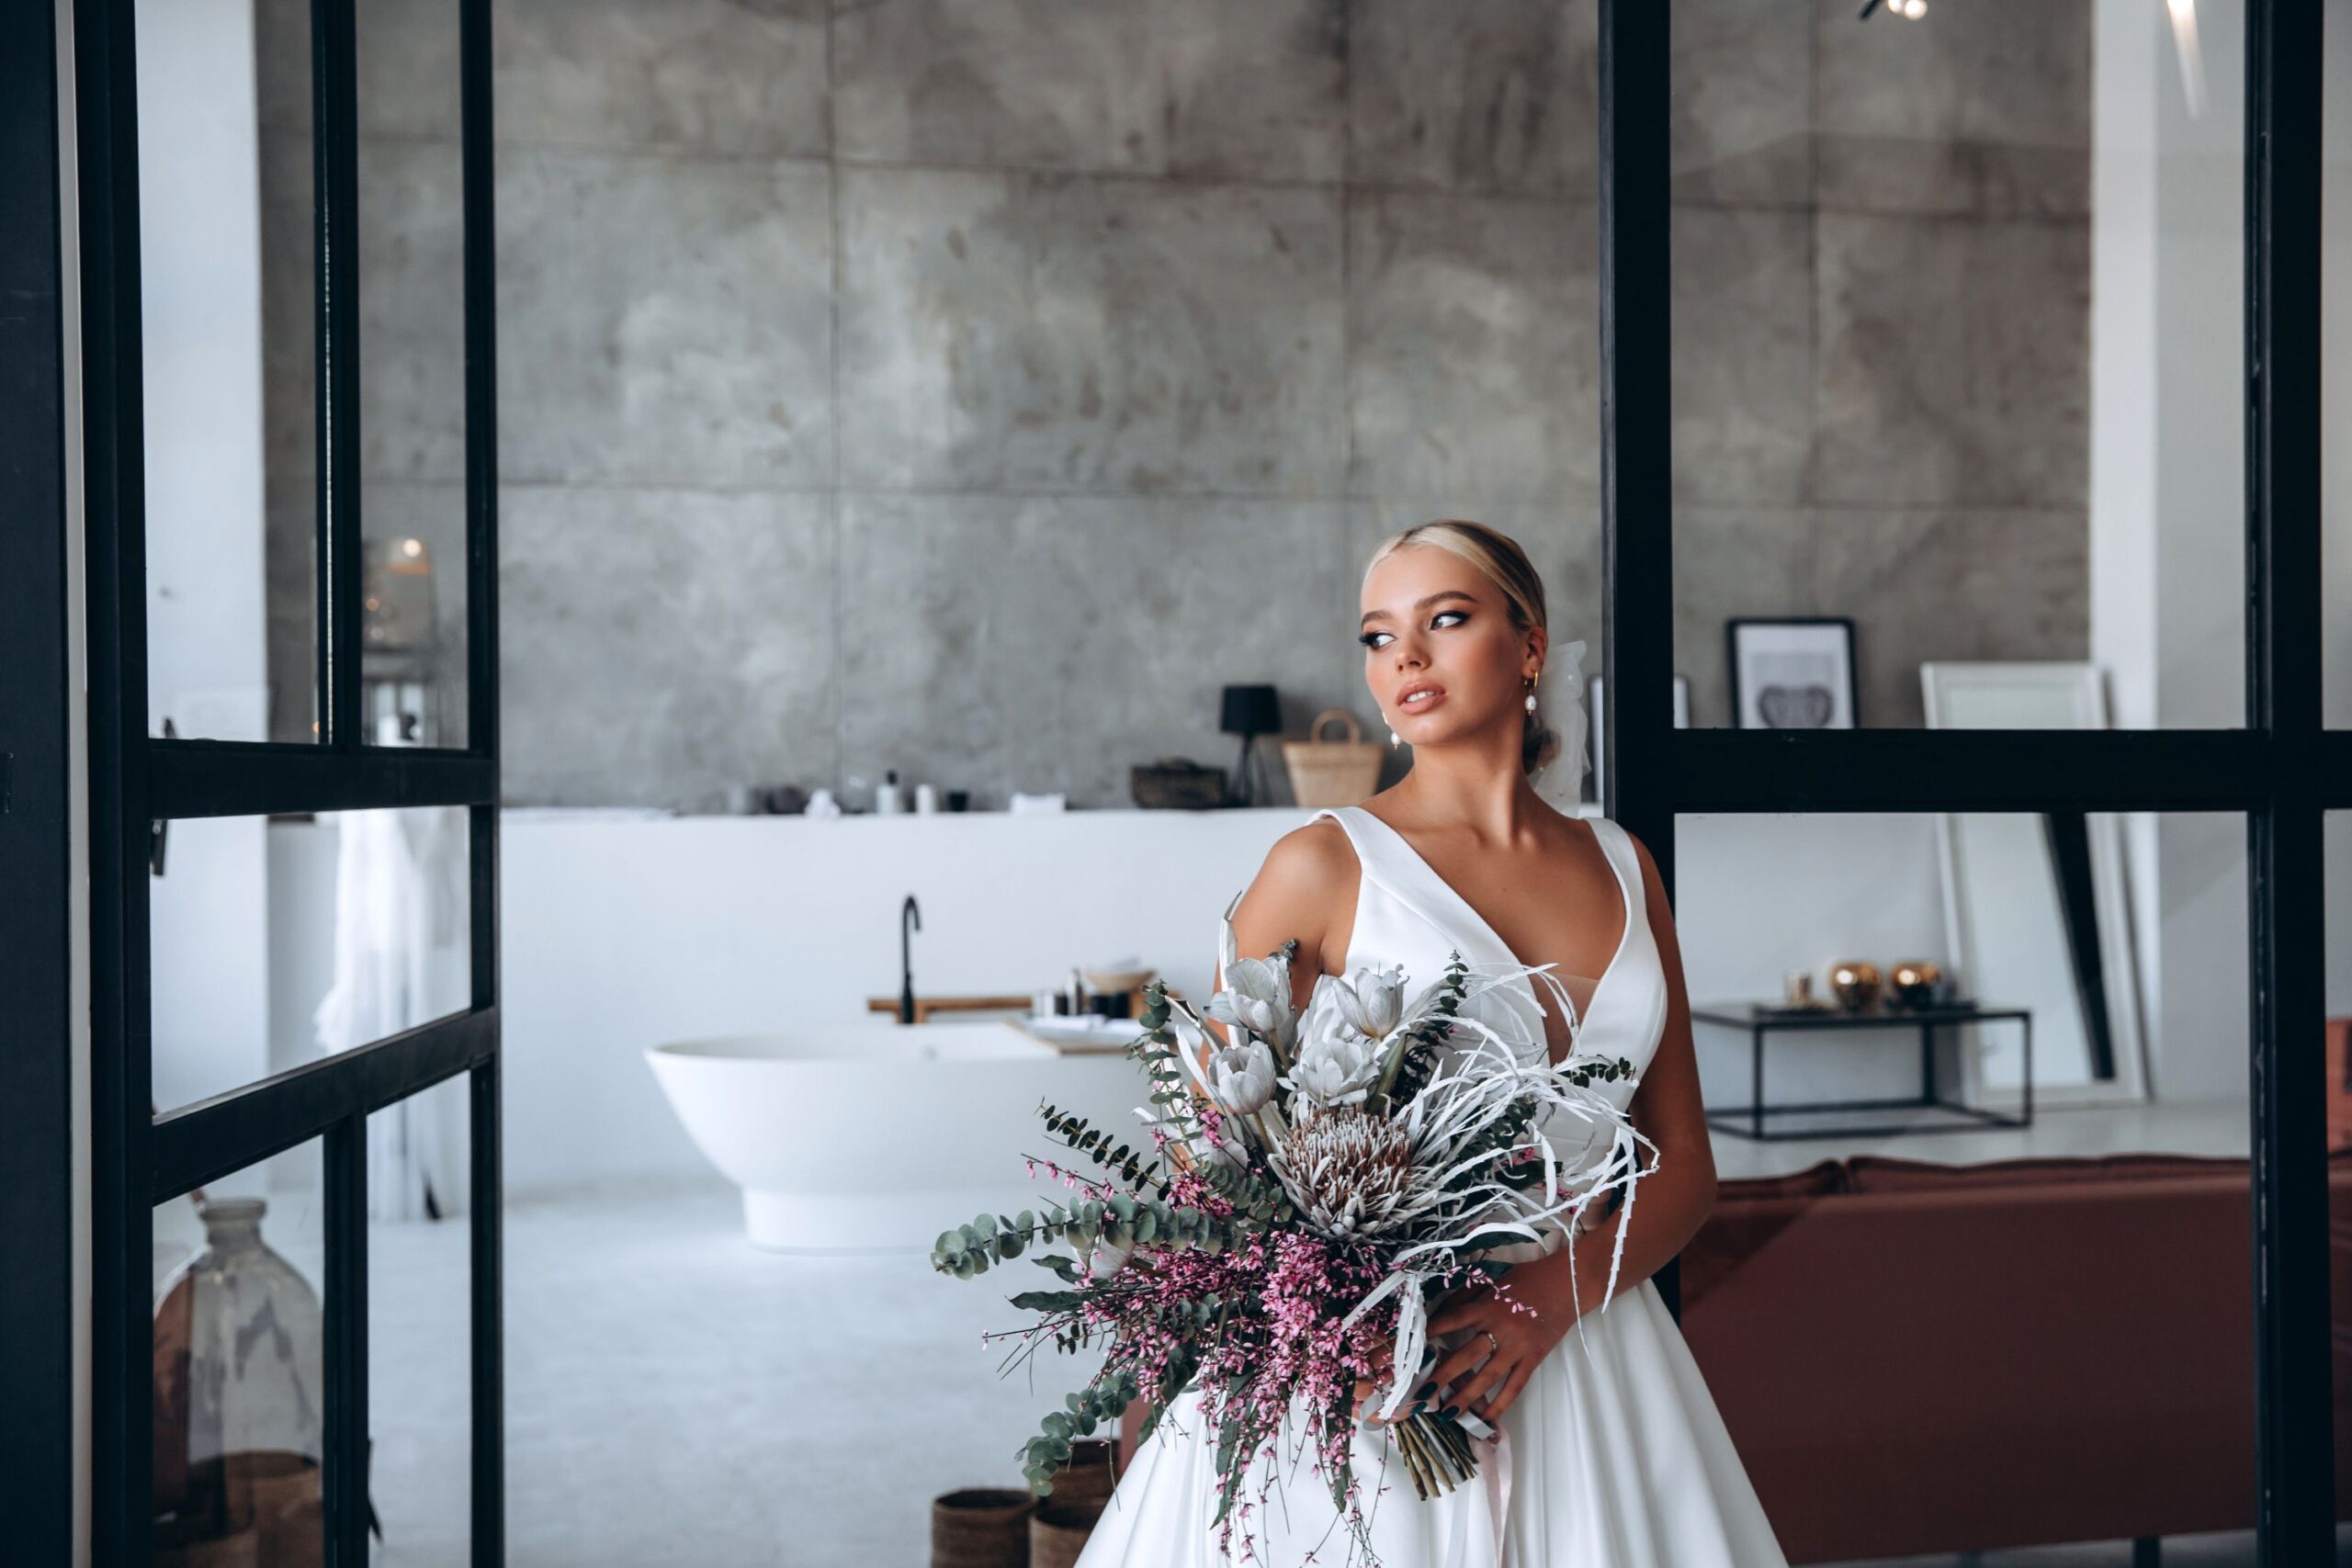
1018,1368,1141,1494
1038,1101,1171,1200
930,1193,1253,1278
1366,952,1473,1114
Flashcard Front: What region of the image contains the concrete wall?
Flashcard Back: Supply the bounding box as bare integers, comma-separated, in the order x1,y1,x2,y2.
251,0,2097,813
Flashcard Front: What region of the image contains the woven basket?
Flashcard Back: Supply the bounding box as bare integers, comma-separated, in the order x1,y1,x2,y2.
930,1487,1035,1568
1046,1439,1117,1513
1030,1499,1108,1568
1282,708,1384,807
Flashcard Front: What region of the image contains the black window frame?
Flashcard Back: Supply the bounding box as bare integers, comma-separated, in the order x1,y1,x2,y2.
71,1,504,1563
6,0,2335,1561
1596,0,2342,1557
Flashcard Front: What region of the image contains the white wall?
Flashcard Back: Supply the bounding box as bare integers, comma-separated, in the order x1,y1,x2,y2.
263,808,1955,1197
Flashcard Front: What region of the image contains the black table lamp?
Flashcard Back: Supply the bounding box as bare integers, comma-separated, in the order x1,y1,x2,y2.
1219,683,1282,807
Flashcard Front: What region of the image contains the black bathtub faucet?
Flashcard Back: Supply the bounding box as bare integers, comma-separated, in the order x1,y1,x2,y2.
899,894,921,1024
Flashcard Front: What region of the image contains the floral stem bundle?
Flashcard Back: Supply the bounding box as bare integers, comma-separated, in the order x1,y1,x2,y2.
933,897,1657,1568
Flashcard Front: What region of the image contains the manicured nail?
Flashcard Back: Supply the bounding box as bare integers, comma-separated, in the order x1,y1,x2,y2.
1440,1404,1460,1420
1415,1382,1435,1400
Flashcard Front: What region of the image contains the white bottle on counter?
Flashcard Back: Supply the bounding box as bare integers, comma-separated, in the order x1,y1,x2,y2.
913,782,938,814
875,770,903,815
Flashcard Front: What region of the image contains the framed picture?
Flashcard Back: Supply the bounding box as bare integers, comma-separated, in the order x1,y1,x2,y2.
1727,617,1857,729
1582,672,1690,806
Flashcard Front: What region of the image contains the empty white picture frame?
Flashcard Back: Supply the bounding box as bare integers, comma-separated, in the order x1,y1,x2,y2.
1920,662,2151,1110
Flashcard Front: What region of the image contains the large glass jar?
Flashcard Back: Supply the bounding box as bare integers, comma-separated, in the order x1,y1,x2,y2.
153,1196,325,1566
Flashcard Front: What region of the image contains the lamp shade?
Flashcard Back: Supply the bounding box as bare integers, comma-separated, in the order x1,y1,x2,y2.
1219,683,1281,737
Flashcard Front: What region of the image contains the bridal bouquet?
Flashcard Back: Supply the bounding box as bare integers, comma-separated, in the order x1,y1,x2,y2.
931,900,1657,1564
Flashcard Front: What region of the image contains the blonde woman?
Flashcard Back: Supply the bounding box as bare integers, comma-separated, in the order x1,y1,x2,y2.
1080,521,1787,1567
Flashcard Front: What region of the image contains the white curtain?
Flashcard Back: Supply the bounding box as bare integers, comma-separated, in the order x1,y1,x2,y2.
311,800,471,1222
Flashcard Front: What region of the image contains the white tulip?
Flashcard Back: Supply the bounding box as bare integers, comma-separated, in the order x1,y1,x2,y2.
1332,963,1408,1040
1207,1040,1278,1115
1282,1032,1383,1109
1207,952,1299,1054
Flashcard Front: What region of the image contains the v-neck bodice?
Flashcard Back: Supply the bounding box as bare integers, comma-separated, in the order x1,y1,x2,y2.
1308,805,1668,1160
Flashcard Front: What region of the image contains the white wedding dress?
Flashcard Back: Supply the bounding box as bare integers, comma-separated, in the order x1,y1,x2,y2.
1073,806,1789,1567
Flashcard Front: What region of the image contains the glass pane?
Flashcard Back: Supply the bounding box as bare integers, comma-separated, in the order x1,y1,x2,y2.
152,807,471,1113
357,0,469,749
139,0,316,743
1669,0,2246,730
153,1139,325,1565
1679,809,2254,1560
368,1077,474,1564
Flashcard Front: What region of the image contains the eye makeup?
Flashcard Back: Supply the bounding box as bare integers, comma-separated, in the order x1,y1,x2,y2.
1357,609,1469,650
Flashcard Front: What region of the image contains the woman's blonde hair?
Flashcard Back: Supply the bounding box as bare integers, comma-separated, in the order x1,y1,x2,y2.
1362,519,1562,777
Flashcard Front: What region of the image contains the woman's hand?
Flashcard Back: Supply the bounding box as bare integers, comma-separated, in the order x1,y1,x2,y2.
1347,1270,1575,1428
1416,1272,1575,1427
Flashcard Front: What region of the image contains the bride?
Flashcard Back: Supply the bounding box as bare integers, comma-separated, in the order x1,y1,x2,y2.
1075,520,1789,1566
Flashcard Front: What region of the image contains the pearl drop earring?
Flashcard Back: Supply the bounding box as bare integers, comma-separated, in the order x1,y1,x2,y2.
1388,716,1402,749
1524,675,1540,714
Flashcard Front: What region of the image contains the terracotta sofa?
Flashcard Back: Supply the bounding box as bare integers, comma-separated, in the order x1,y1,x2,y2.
1679,1144,2352,1563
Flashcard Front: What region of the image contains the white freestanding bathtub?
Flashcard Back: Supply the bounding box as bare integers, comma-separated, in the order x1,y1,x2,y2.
646,1021,1155,1251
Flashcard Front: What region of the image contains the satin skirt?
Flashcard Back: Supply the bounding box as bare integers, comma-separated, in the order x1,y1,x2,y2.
1070,1277,1789,1568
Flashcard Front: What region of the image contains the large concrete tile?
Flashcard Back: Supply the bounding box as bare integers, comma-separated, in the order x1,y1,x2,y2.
1346,191,1600,504
1672,204,1814,504
361,138,470,485
835,492,1354,808
493,0,830,157
1672,506,1818,728
499,486,837,810
1349,0,1598,196
270,0,827,152
1810,506,2089,728
263,498,316,744
834,0,1345,181
1670,0,1813,209
1813,212,2089,509
254,0,312,133
496,145,834,488
837,166,1344,495
259,128,315,507
357,0,466,139
1813,0,2090,218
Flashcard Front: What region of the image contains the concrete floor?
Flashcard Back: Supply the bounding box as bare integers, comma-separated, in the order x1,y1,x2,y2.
357,1179,2337,1567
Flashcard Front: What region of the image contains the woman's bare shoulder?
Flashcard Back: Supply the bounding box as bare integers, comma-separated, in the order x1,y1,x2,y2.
1229,817,1360,963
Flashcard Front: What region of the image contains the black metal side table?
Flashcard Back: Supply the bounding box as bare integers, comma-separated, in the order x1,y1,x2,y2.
1693,1000,2033,1141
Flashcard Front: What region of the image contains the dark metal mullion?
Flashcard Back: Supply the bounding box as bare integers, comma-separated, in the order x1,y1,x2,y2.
1671,728,2275,814
459,0,505,1554
323,1116,370,1566
314,0,362,750
462,0,499,771
74,0,159,1555
0,1,74,1557
1596,0,1677,1319
471,1052,504,1566
149,739,495,818
151,1009,496,1201
2241,0,2331,1559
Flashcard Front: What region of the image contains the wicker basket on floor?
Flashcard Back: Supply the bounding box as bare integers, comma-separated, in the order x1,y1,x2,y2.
1030,1499,1107,1568
930,1487,1033,1568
